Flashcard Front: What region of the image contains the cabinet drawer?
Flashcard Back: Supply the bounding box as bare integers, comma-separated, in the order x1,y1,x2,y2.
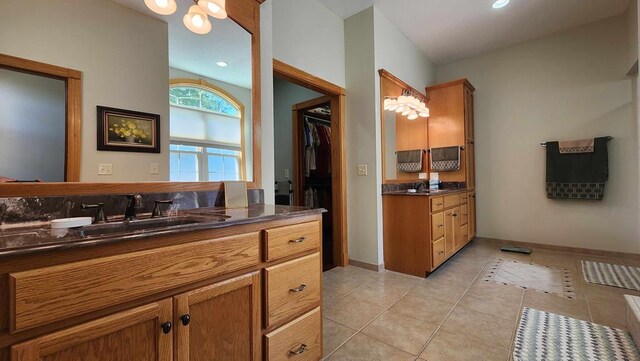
9,232,260,332
460,193,467,204
265,253,321,328
430,197,444,212
460,204,468,226
432,238,446,269
265,221,320,261
431,212,444,240
265,307,322,361
443,194,460,209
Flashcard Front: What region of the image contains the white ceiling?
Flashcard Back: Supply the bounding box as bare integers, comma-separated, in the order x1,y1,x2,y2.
111,0,252,88
319,0,630,65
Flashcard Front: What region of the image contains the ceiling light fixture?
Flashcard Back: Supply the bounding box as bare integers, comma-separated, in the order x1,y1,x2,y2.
145,0,227,35
492,0,510,9
144,0,177,15
383,89,429,120
216,61,228,67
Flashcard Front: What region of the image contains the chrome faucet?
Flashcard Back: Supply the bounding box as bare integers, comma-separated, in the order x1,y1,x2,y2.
124,194,143,221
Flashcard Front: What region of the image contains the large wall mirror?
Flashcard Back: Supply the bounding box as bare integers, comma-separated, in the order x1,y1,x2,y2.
0,0,261,194
380,69,430,183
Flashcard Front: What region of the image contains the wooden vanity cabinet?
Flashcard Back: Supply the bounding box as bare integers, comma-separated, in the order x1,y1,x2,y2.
3,216,323,361
174,273,261,361
11,299,174,361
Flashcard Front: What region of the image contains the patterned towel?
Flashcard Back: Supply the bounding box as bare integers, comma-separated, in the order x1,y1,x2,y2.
430,146,460,171
582,260,640,291
397,150,423,173
559,138,595,154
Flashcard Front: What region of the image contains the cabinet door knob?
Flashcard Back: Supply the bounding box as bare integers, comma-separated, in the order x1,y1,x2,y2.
289,236,306,244
161,321,172,334
180,314,191,326
453,213,458,217
289,344,308,356
289,284,307,293
437,225,443,228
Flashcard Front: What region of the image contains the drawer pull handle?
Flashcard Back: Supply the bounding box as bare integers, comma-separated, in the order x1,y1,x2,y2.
438,251,445,255
437,225,443,228
289,344,308,356
436,203,443,206
289,284,307,293
180,314,191,326
290,237,306,244
161,321,172,334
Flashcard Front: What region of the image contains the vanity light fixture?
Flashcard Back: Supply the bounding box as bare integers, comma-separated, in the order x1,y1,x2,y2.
492,0,510,9
145,0,227,35
383,89,429,120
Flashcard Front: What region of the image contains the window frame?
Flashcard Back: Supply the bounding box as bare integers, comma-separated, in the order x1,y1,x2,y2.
169,78,246,181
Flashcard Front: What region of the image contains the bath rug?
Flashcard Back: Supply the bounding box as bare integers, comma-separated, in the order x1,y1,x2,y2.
582,261,640,291
513,307,640,361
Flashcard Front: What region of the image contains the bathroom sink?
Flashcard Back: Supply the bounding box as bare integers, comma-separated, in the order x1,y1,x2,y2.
76,216,219,237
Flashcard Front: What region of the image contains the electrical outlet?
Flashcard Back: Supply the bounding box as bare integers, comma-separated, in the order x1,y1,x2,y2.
419,172,427,179
150,163,159,175
357,164,368,176
284,168,290,178
98,164,112,175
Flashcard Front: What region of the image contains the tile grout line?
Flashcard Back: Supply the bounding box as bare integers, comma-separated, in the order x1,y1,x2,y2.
412,248,500,359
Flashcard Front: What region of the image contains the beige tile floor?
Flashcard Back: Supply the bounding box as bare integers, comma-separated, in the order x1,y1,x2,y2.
321,238,640,361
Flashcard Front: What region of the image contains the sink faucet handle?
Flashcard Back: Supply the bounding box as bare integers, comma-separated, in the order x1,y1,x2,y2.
81,203,108,224
152,200,174,218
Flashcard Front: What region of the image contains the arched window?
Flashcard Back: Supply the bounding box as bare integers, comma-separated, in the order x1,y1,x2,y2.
169,79,245,182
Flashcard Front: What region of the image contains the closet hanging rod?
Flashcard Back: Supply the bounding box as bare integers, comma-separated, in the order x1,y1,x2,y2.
540,136,613,147
303,114,331,124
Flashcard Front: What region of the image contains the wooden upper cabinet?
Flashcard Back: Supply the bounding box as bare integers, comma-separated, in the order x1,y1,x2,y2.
11,299,173,361
426,79,475,188
174,272,261,361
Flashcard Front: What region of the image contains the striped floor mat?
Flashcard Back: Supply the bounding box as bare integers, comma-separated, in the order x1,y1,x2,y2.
582,261,640,291
514,308,640,361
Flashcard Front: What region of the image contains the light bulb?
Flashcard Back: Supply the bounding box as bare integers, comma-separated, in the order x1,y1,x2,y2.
383,98,391,110
193,14,204,28
395,106,405,113
198,0,228,19
398,95,408,104
402,107,411,116
184,5,212,34
419,109,430,118
144,0,176,15
408,111,418,120
492,0,510,9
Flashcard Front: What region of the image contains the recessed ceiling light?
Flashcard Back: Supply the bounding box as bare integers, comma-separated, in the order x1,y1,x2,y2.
492,0,510,9
216,61,228,67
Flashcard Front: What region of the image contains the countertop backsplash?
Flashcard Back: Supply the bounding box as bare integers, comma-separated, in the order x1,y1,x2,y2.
0,189,264,225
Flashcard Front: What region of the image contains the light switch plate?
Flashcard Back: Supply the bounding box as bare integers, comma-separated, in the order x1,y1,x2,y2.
357,164,368,176
150,163,159,175
284,168,290,178
98,164,112,175
419,172,428,179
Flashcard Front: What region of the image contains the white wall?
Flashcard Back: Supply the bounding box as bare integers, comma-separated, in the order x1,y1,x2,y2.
0,69,66,182
438,15,639,253
170,67,254,181
271,0,346,88
273,78,323,186
0,0,169,182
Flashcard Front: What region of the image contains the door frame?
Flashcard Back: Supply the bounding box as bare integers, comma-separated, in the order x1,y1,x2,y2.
273,59,348,267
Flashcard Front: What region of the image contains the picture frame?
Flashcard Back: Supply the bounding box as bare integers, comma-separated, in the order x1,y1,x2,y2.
97,106,160,153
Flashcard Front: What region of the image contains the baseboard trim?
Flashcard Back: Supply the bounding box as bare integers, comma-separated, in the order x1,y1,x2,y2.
349,259,384,272
476,237,640,260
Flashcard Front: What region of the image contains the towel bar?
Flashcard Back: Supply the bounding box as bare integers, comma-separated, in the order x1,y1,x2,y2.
540,136,613,147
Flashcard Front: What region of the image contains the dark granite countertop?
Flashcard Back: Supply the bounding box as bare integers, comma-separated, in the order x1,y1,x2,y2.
382,188,469,196
0,205,325,259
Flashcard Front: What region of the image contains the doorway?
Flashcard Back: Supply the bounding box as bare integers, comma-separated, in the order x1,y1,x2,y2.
272,60,348,271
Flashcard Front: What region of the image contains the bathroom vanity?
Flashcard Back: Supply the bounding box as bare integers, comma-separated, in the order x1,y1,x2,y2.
0,203,324,361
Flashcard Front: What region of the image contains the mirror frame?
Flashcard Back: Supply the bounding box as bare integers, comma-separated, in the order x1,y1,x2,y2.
0,0,263,197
